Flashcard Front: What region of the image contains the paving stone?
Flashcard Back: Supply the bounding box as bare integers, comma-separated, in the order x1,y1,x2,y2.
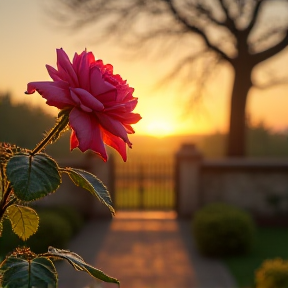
57,213,237,288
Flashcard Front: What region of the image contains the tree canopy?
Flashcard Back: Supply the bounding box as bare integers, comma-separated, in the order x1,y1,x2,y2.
52,0,288,156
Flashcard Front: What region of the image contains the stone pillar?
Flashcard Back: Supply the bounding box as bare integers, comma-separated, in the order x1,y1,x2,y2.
175,144,202,218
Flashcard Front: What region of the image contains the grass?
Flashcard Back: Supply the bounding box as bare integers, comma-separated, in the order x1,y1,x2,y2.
223,227,288,288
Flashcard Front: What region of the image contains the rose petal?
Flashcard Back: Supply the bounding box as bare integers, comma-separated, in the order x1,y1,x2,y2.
124,98,138,112
96,112,132,148
123,124,135,134
46,65,63,82
104,99,138,112
107,112,142,124
70,89,81,105
70,129,79,150
26,81,74,109
71,87,104,111
104,103,126,113
116,86,134,102
78,52,92,91
80,104,93,113
90,66,116,96
56,48,79,87
96,90,117,104
69,108,108,161
124,113,142,124
103,129,127,162
72,51,83,73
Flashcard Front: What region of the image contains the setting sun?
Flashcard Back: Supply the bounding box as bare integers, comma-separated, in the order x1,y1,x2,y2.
1,1,288,142
146,120,175,138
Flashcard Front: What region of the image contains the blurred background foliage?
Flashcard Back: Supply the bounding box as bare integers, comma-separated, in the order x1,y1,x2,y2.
0,93,82,159
1,92,288,159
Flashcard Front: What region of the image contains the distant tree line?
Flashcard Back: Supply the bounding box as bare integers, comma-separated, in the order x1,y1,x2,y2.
247,121,288,158
0,93,81,159
1,93,288,158
200,123,288,158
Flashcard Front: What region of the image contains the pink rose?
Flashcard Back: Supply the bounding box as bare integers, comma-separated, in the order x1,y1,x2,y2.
26,48,141,161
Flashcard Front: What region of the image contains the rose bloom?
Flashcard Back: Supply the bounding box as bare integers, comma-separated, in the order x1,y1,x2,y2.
26,48,141,161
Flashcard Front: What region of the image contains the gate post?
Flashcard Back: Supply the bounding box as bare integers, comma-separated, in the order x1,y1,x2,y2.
175,144,203,218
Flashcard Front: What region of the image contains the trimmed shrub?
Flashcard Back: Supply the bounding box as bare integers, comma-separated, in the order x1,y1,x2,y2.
192,203,255,257
42,205,84,235
0,219,23,256
26,210,73,253
0,209,74,256
255,258,288,288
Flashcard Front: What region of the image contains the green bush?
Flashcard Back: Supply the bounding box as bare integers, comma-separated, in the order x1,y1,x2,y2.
40,205,84,235
0,209,74,257
255,258,288,288
192,203,255,257
0,219,23,257
27,210,73,253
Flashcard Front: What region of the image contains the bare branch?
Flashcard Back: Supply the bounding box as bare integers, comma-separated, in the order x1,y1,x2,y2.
165,0,232,62
194,3,225,27
155,49,222,115
252,31,288,65
250,27,287,53
245,0,264,33
237,0,246,17
156,49,210,88
217,0,237,32
121,25,189,48
183,54,222,115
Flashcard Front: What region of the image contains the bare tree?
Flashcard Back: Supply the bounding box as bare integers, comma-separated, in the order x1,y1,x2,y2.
52,0,288,157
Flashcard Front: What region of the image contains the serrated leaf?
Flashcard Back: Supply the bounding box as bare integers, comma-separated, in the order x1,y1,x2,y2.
0,143,29,203
47,247,119,286
5,205,39,241
0,256,57,288
0,220,3,237
63,168,115,215
6,153,61,201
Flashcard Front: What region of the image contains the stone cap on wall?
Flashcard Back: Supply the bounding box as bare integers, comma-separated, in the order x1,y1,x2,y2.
176,143,203,160
202,158,288,171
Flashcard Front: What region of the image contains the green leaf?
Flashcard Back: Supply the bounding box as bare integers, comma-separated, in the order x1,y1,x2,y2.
0,219,3,237
0,256,57,288
6,153,61,201
0,169,3,202
6,205,39,241
47,247,119,286
63,167,115,215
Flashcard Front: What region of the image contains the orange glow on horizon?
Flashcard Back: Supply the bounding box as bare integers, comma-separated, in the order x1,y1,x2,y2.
1,1,288,138
146,119,175,138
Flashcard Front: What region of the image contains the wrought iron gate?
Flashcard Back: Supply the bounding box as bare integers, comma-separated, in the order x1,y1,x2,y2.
114,154,175,210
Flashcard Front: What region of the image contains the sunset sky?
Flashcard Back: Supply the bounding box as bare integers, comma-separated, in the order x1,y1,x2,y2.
1,0,288,137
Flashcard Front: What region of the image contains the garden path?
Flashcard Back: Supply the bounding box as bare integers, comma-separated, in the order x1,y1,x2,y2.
57,212,237,288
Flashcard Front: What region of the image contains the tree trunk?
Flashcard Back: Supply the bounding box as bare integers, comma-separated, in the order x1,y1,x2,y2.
227,61,253,157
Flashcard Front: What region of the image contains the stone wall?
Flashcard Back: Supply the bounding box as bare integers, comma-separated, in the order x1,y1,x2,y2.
176,144,288,218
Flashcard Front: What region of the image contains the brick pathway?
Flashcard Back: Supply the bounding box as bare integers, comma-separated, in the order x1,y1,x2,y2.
57,212,236,288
